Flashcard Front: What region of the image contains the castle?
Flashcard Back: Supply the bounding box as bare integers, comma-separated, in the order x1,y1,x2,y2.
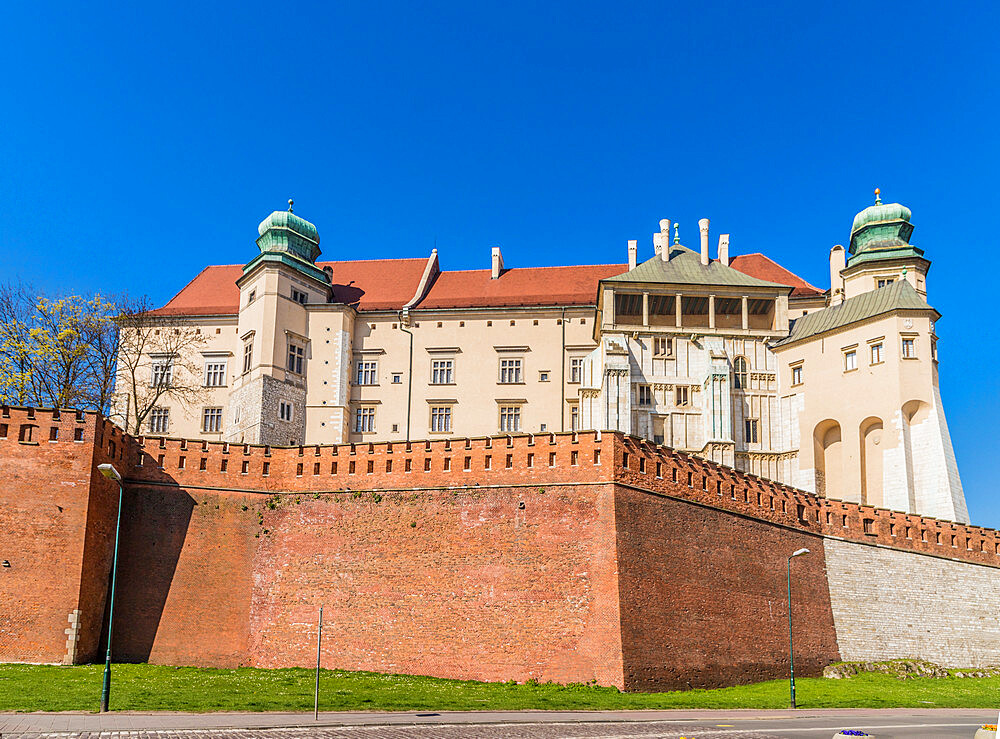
119,193,967,522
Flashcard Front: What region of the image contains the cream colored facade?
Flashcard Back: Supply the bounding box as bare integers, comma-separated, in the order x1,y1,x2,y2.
121,196,968,522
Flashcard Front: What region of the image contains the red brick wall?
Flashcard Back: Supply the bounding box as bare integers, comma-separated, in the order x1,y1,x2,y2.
5,409,1000,690
0,408,113,663
614,484,840,691
245,484,623,686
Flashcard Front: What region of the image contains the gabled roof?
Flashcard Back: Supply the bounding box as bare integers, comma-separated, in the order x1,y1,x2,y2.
603,245,790,291
728,254,824,298
417,264,628,309
773,280,936,348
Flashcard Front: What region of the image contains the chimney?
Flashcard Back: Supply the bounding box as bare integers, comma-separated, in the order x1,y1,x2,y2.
718,234,730,267
491,246,504,280
658,219,671,261
699,218,710,266
627,240,638,270
829,245,846,305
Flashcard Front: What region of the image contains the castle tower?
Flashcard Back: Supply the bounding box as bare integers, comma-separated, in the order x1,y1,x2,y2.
842,190,930,300
226,201,331,445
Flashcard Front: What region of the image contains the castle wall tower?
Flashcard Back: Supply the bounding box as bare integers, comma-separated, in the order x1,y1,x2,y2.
226,202,334,446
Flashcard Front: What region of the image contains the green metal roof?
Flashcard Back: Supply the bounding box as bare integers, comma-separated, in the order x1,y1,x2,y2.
848,196,921,268
773,280,936,348
603,245,789,290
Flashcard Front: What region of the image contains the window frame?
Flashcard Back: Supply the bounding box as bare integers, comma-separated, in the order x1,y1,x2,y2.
148,407,170,434
901,336,917,359
202,407,223,433
498,357,523,384
498,404,522,432
675,386,690,408
733,356,749,389
430,358,455,385
242,339,253,375
354,405,377,433
287,342,305,375
652,336,673,357
744,417,759,444
429,405,453,434
356,360,379,386
278,401,294,423
203,359,228,388
790,363,803,387
150,357,174,388
843,349,858,372
569,357,584,384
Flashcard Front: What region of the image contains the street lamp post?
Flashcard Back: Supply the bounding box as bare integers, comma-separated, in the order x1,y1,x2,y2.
787,547,810,709
97,463,124,713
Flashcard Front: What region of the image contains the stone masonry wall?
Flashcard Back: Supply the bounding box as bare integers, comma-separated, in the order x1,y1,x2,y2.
825,538,1000,667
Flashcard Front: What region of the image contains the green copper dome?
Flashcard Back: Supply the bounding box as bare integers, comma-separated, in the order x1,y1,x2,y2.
847,191,921,267
243,200,329,284
256,202,321,263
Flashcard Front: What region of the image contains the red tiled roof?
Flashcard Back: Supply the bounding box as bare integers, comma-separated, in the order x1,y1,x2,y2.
149,252,820,316
417,264,629,309
728,254,824,297
150,258,430,316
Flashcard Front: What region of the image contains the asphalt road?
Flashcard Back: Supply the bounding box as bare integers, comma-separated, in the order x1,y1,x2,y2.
0,709,996,738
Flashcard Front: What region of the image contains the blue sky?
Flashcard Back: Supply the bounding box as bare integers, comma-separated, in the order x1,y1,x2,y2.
2,1,998,525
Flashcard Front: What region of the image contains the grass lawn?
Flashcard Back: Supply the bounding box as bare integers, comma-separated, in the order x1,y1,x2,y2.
2,664,1000,713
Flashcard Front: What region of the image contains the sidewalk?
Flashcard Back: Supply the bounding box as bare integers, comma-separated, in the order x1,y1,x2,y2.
1,707,996,733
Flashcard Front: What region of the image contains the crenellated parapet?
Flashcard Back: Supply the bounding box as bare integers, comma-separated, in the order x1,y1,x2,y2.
2,405,997,571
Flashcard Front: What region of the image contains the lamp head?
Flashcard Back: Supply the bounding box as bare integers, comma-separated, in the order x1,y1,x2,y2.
97,463,121,483
790,548,810,558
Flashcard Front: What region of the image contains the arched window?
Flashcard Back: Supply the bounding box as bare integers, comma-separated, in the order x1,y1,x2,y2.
734,356,749,389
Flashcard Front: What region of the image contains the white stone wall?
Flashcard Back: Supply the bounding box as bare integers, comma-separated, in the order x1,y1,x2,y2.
825,538,1000,667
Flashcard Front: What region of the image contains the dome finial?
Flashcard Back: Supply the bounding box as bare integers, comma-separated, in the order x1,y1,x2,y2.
288,198,294,213
874,188,881,205
673,222,680,245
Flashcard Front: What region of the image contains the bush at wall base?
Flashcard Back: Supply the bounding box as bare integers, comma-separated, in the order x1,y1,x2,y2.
975,725,997,739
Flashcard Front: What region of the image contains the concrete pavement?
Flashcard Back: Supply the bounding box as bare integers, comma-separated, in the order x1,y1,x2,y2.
0,709,997,738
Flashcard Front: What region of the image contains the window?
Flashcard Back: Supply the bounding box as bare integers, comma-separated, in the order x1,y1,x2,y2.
569,357,584,383
431,359,454,384
902,337,916,358
392,373,403,384
733,356,748,389
287,343,304,374
844,350,857,371
279,401,294,422
247,289,256,305
570,404,579,431
291,288,308,304
202,407,223,433
499,358,522,384
430,406,452,433
151,358,173,388
243,339,253,374
876,277,894,288
356,360,378,385
539,371,550,382
148,407,169,434
204,360,227,387
637,385,652,406
355,406,376,433
499,405,521,432
653,337,673,357
870,342,883,364
744,418,759,444
675,386,690,407
791,364,803,386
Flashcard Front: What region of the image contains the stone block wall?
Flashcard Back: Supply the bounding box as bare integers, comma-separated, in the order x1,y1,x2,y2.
825,538,1000,667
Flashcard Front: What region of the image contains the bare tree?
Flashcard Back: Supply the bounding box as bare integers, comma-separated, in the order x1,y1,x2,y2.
112,296,208,434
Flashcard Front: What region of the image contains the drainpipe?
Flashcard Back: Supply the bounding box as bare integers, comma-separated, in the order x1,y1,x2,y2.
560,307,566,431
397,311,414,443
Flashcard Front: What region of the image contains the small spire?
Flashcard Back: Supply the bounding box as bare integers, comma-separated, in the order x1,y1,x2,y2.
673,222,680,245
288,198,294,213
874,188,882,205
